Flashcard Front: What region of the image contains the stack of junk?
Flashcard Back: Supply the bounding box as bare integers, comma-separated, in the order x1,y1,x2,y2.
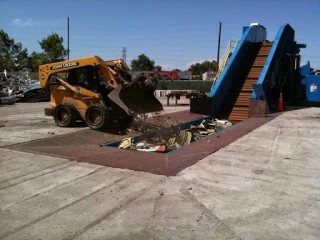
115,118,232,153
0,70,50,105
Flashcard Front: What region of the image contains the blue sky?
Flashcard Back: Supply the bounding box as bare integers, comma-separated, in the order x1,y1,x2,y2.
1,0,319,70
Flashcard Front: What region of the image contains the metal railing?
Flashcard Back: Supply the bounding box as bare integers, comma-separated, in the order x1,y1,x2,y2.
211,40,238,89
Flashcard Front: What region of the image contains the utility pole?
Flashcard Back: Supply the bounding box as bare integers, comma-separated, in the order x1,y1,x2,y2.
216,21,222,71
121,47,126,62
67,17,70,60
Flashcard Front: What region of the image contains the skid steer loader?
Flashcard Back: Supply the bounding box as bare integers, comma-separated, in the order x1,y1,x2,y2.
39,56,164,130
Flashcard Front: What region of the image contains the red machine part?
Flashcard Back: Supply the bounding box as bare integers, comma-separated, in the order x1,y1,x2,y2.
153,71,179,80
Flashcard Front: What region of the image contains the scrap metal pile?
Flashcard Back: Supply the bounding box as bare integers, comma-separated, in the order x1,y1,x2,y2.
0,71,50,105
117,116,232,153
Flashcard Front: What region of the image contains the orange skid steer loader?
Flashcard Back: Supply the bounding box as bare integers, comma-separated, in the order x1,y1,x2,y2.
39,56,163,130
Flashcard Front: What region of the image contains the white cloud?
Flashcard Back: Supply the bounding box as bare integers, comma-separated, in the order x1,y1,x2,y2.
158,64,171,70
157,64,189,71
185,59,216,69
156,62,192,71
12,18,39,27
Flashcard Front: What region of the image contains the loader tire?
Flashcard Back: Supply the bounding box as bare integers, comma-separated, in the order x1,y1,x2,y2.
85,103,109,130
54,103,77,127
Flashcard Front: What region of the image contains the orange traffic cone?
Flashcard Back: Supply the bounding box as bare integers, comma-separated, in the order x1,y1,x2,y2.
277,91,283,111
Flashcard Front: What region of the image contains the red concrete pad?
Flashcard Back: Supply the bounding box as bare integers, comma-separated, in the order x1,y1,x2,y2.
6,111,281,176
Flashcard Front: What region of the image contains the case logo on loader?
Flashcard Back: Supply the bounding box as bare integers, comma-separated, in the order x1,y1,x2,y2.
50,62,79,70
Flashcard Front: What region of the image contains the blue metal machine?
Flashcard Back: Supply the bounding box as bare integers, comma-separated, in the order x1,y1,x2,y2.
300,61,320,105
190,23,318,121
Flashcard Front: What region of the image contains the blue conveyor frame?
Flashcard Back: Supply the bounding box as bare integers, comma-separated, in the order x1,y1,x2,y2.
208,23,297,116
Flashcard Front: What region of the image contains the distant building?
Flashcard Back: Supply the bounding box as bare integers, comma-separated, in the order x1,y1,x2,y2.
202,71,216,80
176,71,191,80
191,75,201,80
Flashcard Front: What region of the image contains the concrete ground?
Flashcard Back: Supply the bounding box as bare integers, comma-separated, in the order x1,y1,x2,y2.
0,101,320,240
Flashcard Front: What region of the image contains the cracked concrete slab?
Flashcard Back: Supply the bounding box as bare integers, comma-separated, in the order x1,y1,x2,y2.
0,103,320,239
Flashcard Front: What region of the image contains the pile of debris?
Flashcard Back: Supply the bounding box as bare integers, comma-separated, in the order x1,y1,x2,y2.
0,91,15,105
117,118,232,153
0,71,50,105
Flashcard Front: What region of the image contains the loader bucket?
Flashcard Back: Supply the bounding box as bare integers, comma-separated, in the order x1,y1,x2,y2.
108,74,163,115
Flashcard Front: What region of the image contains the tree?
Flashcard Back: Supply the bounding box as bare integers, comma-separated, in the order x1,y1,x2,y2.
130,54,155,71
201,60,218,72
188,60,218,75
154,65,162,71
0,30,29,71
38,33,67,63
172,68,181,72
14,43,29,70
188,63,202,75
29,51,50,72
0,30,67,72
28,33,67,71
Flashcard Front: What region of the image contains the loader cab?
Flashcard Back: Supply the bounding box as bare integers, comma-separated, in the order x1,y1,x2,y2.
67,66,98,92
66,65,113,103
48,65,106,96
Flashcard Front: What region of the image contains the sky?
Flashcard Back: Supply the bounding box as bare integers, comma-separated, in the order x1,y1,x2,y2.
1,0,319,70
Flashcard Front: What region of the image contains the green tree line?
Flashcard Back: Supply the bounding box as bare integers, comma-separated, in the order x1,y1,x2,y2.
130,54,218,75
0,29,67,72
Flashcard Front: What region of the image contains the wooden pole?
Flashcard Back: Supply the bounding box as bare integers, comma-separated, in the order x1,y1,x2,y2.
67,17,70,60
217,22,222,71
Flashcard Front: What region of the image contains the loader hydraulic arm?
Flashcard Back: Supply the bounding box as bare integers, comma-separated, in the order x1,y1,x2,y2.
99,58,132,87
55,77,100,99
